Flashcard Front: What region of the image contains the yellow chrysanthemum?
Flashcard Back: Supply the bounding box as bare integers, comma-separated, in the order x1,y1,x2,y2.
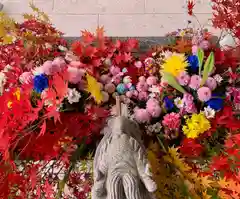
7,88,21,108
85,73,103,104
182,113,211,139
161,54,188,77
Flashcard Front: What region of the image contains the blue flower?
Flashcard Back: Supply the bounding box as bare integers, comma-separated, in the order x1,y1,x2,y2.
187,55,199,73
33,74,49,93
164,97,174,111
205,93,225,111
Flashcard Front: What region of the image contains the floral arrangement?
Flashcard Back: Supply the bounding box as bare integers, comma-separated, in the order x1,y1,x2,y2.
0,1,240,199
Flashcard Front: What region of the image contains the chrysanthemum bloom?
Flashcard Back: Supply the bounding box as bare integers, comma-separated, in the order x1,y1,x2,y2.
182,113,211,138
160,54,188,77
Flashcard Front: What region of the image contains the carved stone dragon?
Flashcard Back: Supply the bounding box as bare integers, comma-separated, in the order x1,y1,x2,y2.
92,99,157,199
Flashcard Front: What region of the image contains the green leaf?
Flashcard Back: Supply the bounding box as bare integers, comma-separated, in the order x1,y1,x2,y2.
162,72,186,94
197,48,204,75
201,52,214,86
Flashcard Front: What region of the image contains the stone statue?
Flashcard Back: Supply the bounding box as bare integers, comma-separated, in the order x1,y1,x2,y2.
91,97,157,199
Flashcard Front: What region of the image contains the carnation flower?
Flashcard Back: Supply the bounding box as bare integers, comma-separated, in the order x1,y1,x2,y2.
67,88,81,104
134,108,151,123
189,75,201,90
161,54,188,77
33,74,49,93
67,67,85,84
162,113,181,130
182,113,211,138
197,87,212,102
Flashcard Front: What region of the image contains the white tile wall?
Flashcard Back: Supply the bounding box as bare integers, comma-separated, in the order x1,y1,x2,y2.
2,0,219,37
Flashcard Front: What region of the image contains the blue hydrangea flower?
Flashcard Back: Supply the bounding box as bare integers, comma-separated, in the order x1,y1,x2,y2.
33,74,49,93
164,97,174,111
187,55,199,73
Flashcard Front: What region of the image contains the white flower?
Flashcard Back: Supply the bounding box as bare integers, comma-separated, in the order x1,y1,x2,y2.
174,97,184,109
161,50,173,59
67,88,81,104
203,106,215,119
58,45,68,52
32,66,44,76
213,74,223,84
148,85,160,93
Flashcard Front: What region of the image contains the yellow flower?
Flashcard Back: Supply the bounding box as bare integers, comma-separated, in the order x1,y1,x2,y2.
160,54,188,77
85,73,103,104
7,88,21,108
182,113,211,139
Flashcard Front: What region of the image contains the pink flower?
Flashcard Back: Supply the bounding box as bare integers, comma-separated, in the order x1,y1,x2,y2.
189,75,201,90
185,103,197,113
136,82,148,92
100,74,111,84
112,75,121,84
134,61,143,68
197,87,212,102
177,71,190,86
19,72,33,84
146,98,161,117
146,76,158,86
126,91,133,98
41,60,53,75
104,83,115,94
138,76,146,83
192,45,198,55
52,57,66,69
162,113,181,130
134,108,151,123
132,90,138,98
42,59,65,75
199,40,210,50
110,66,121,76
138,91,148,101
205,77,217,90
183,93,194,105
67,67,85,84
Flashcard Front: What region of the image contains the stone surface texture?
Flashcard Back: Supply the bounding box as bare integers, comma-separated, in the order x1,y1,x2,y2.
92,112,157,199
2,0,220,37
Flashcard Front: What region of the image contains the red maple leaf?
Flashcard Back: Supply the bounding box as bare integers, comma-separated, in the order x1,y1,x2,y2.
81,30,95,44
187,0,195,16
180,138,203,157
